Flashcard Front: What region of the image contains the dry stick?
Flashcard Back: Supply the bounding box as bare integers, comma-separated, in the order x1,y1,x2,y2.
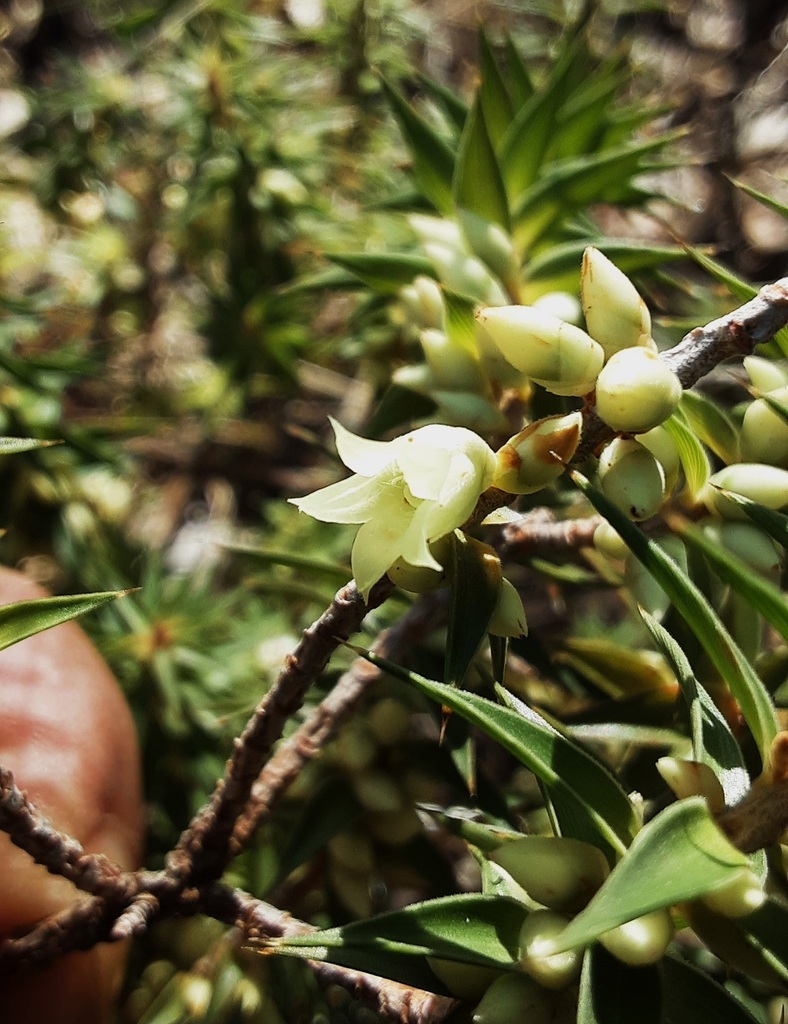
232,588,447,851
168,575,395,887
496,508,603,560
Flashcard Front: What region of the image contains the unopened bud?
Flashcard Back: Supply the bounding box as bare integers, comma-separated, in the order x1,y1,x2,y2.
593,521,629,559
598,437,666,521
472,974,555,1024
459,210,520,286
741,385,788,468
581,247,652,359
493,412,582,494
595,348,682,433
488,578,528,637
599,908,674,965
427,958,500,1001
743,355,788,393
518,910,583,989
702,520,781,576
532,291,582,325
705,463,788,518
419,328,486,392
625,534,687,620
490,835,609,913
637,425,681,494
475,306,603,397
425,242,508,305
701,868,766,918
387,535,451,593
656,757,725,813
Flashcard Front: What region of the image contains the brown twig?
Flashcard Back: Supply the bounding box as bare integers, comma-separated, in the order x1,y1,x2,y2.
495,509,603,560
232,588,447,851
167,575,395,887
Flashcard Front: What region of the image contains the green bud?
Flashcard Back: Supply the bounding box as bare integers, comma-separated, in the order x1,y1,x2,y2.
488,578,528,637
475,306,603,397
490,835,609,913
637,425,681,493
472,974,555,1024
743,355,788,393
425,241,508,305
625,534,687,620
387,535,451,593
427,957,500,1001
407,274,444,329
705,463,788,518
595,348,682,433
459,210,520,286
581,247,652,359
419,328,486,392
598,438,666,520
656,757,725,813
599,908,674,965
593,521,629,559
493,412,582,494
518,910,583,989
532,291,582,325
741,385,788,468
702,520,781,576
701,868,766,918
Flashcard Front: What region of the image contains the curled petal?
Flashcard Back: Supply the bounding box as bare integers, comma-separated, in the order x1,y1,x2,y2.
290,472,388,524
330,417,397,476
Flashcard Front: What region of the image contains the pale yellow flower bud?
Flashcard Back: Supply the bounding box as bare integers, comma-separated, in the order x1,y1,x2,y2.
625,534,687,620
598,437,666,520
705,463,788,519
581,247,652,359
593,521,629,559
701,521,781,576
743,355,788,393
518,910,583,989
595,348,682,433
419,328,486,392
656,757,725,813
472,974,555,1024
425,242,508,305
427,958,500,1002
400,275,444,329
490,836,609,913
488,578,528,637
741,385,788,468
637,424,681,494
493,412,582,494
701,868,766,918
475,306,603,397
599,908,674,965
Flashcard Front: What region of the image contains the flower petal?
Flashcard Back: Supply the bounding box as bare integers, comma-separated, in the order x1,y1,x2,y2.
331,417,397,476
351,495,416,598
290,472,385,524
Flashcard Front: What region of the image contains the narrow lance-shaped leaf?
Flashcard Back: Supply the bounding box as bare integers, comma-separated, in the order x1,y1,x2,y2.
578,945,662,1024
349,647,637,859
445,532,501,688
266,892,528,985
679,390,740,465
0,590,131,653
663,411,710,500
415,71,468,133
640,611,749,806
454,95,510,229
381,78,456,216
0,437,62,455
477,29,515,147
325,252,435,294
717,490,788,549
571,470,779,764
542,798,749,955
672,517,788,644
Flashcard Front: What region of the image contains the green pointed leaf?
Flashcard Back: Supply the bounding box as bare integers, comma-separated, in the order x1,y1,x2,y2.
365,385,437,438
545,798,748,955
325,252,435,294
442,288,480,356
0,437,61,454
739,898,788,983
499,33,586,200
679,390,740,465
718,490,788,548
571,470,779,761
760,389,788,425
661,955,760,1024
415,71,468,133
445,532,501,687
0,590,130,653
524,239,684,297
579,945,662,1024
477,30,515,147
454,96,510,229
382,79,456,215
514,134,680,250
728,177,788,219
663,412,711,500
554,63,624,160
640,612,749,806
503,35,534,108
351,648,637,858
270,892,527,981
673,518,788,644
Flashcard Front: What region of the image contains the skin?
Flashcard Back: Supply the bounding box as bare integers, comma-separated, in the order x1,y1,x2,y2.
0,567,144,1024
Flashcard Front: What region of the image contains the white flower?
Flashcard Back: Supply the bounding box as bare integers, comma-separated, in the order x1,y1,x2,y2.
290,419,497,599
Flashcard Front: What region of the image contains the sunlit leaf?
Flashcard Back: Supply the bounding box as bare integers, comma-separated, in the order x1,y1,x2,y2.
679,391,740,465
0,437,61,454
0,591,130,653
477,30,515,147
728,177,788,219
663,412,710,500
640,612,749,806
544,798,748,954
381,78,456,215
454,97,510,229
351,648,637,858
571,470,779,762
325,252,435,294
